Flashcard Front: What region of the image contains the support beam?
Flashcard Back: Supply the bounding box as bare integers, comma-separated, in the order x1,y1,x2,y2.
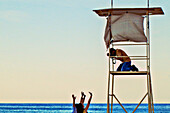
109,94,128,113
133,93,148,113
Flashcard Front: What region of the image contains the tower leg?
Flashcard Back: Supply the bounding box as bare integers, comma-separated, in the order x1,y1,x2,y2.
107,73,110,113
149,73,154,113
147,73,154,113
111,75,114,113
147,74,151,113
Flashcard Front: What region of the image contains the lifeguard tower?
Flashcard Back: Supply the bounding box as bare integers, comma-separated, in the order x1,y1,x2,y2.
93,0,164,113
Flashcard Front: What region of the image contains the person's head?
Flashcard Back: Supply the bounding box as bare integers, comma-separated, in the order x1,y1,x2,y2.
75,103,84,113
110,48,116,56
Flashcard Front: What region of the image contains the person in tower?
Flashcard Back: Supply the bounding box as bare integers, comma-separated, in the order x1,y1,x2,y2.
72,92,93,113
107,48,139,71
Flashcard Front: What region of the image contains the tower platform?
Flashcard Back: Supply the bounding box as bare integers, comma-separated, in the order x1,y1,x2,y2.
110,71,148,75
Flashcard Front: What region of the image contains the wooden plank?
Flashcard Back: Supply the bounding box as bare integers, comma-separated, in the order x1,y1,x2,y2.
93,7,164,16
110,71,148,75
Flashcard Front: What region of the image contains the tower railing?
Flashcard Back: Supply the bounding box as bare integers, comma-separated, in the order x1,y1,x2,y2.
107,41,154,113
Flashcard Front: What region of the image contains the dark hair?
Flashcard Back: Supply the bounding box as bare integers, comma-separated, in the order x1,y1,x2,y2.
110,48,116,56
75,103,84,113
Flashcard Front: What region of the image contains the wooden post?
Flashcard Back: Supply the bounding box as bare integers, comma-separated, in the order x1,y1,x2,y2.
111,75,114,113
107,70,110,113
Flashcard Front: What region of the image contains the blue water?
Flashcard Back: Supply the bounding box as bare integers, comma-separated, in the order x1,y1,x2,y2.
0,103,169,113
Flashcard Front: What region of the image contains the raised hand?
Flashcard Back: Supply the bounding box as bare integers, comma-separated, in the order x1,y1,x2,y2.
89,92,92,97
72,94,76,100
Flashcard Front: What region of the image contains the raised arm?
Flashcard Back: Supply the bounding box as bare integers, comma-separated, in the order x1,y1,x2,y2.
72,94,76,107
84,92,93,112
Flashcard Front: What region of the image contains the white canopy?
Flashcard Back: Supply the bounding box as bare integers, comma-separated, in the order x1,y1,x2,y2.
104,13,147,48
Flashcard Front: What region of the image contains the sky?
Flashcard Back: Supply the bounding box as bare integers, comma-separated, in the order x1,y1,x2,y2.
0,0,169,103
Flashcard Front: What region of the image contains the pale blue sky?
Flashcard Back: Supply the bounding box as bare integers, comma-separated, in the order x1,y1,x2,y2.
0,0,169,103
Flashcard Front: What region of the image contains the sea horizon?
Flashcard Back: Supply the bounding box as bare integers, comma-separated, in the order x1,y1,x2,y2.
0,103,169,113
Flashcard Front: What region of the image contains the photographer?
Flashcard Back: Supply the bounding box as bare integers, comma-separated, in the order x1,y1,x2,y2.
107,48,138,71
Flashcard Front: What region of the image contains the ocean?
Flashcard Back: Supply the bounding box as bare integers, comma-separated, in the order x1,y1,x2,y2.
0,103,169,113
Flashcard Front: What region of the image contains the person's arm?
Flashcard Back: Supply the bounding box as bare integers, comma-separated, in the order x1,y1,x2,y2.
84,92,92,112
72,94,76,108
116,49,124,61
119,49,131,62
80,92,86,105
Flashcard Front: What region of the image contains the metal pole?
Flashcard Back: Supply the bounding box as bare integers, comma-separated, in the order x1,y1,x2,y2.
107,66,110,113
107,39,111,113
107,14,112,113
147,0,150,72
111,0,113,8
111,75,114,113
110,24,114,113
147,0,154,112
107,40,111,113
108,0,113,109
147,1,154,113
146,0,153,112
